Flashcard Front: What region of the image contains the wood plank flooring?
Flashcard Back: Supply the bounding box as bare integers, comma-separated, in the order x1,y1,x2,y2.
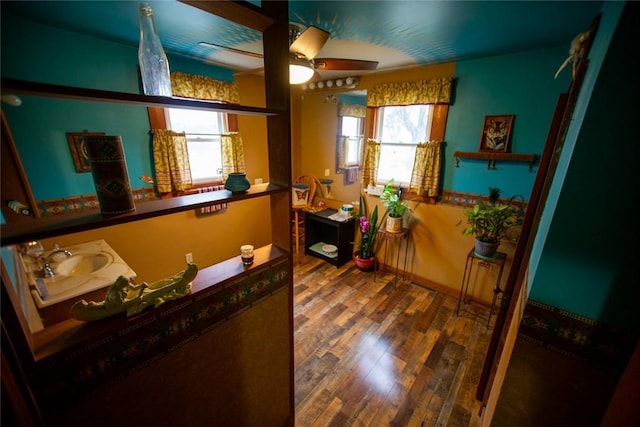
293,255,492,427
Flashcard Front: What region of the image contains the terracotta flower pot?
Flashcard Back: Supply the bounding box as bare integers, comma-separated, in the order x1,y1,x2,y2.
353,253,376,271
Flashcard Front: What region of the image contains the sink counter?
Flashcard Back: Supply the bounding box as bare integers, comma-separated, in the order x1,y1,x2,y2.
21,239,136,309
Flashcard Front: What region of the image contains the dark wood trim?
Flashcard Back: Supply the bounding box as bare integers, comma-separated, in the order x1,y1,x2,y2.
476,92,569,403
477,13,601,407
430,104,449,140
1,183,288,245
179,0,275,32
146,106,167,128
1,110,40,222
1,78,282,116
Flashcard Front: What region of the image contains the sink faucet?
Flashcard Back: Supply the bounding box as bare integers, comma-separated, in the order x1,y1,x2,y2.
45,243,72,263
40,261,55,278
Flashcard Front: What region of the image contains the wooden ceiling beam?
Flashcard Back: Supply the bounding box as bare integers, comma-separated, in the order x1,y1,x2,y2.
179,0,275,32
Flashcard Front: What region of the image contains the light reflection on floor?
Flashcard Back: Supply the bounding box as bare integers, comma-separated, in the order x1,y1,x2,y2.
357,332,396,394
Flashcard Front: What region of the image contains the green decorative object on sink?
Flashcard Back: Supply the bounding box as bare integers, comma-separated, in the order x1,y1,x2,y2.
70,263,198,321
224,172,251,193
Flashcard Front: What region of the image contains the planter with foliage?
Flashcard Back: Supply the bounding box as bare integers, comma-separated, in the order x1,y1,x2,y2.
380,179,410,233
354,193,387,271
458,187,521,257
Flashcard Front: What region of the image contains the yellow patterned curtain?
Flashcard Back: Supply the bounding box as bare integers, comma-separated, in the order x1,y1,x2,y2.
336,135,349,169
410,140,443,197
171,72,240,103
151,129,192,193
361,139,381,188
367,77,452,107
338,103,366,118
221,132,245,179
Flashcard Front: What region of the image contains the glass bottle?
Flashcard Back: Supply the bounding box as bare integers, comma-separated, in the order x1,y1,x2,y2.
138,2,172,96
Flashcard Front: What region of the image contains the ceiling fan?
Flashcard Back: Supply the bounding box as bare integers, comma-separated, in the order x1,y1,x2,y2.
199,23,379,84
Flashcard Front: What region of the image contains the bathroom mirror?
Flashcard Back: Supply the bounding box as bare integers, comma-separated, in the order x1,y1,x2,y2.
299,89,367,204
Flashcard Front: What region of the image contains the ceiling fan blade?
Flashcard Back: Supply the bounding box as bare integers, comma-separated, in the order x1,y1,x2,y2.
314,58,379,71
199,42,263,59
233,66,265,77
289,25,330,60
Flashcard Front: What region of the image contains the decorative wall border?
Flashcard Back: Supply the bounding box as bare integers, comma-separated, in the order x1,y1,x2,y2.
518,299,637,376
32,259,290,418
441,189,528,213
37,187,159,216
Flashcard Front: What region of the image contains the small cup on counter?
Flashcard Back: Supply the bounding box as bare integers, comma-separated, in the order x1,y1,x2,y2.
240,245,254,265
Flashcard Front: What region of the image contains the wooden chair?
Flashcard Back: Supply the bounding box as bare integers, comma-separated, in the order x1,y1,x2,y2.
292,175,316,260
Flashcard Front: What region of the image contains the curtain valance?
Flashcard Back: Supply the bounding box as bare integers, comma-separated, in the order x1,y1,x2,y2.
367,77,452,107
338,103,366,118
171,72,240,104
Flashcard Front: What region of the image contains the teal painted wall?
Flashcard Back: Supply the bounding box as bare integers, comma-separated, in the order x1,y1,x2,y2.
1,14,232,201
530,2,639,334
444,48,572,200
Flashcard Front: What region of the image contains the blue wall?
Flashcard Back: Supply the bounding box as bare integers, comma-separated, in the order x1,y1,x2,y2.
529,1,639,333
1,14,232,201
444,48,572,200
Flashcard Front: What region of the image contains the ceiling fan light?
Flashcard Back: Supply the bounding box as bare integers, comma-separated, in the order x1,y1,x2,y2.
289,63,314,84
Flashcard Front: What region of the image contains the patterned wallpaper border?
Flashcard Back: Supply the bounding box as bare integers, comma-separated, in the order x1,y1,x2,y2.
37,187,159,216
519,299,638,376
38,188,528,216
441,189,528,213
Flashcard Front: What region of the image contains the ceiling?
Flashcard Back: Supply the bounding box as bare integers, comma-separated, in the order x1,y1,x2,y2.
2,1,603,81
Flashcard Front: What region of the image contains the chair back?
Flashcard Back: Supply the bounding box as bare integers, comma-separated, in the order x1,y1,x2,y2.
293,174,317,209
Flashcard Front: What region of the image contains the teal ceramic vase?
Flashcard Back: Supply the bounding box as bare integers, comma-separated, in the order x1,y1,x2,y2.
224,172,251,193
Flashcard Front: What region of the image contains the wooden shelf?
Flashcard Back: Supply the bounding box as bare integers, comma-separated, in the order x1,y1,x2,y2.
454,151,537,171
1,78,284,116
0,183,288,245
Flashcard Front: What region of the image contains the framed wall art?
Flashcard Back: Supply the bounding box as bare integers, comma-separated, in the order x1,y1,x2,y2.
66,131,105,172
478,115,514,152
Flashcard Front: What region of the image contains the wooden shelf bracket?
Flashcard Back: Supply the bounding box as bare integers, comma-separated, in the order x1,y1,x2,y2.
454,151,537,171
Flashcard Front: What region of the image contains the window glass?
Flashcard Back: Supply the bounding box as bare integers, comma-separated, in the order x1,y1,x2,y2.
166,108,226,184
341,115,364,165
375,105,433,184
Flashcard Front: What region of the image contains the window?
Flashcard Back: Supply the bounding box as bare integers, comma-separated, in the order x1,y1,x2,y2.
165,108,227,184
338,115,364,167
374,105,434,184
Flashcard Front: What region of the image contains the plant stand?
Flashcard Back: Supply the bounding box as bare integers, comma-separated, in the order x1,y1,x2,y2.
456,247,506,328
375,227,410,287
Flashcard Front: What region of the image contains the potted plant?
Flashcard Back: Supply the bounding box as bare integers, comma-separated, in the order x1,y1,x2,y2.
380,179,410,233
458,187,521,257
354,193,387,271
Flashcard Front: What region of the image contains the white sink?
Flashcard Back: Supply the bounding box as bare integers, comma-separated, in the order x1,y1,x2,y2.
56,251,113,276
23,239,136,309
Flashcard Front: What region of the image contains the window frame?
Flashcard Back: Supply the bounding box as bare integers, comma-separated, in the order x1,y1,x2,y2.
366,103,448,203
147,107,239,196
336,114,365,172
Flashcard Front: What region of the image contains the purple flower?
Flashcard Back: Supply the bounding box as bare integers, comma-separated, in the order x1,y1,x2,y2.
359,216,370,234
